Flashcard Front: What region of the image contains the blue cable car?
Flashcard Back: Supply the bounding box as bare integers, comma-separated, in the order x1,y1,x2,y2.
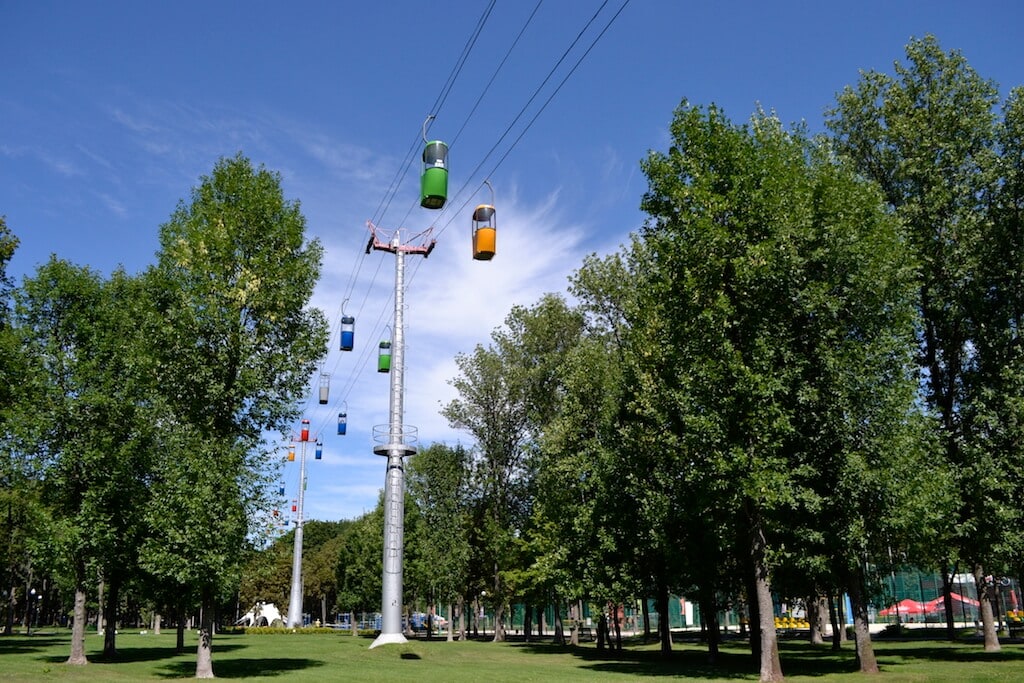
340,315,355,351
315,441,323,460
278,483,285,496
337,411,347,435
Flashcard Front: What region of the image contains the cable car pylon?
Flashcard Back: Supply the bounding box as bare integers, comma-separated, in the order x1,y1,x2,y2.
285,419,322,628
366,221,430,649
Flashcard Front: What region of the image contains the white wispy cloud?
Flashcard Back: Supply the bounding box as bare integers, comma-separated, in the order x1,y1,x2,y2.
1,144,82,177
97,192,128,218
298,183,590,521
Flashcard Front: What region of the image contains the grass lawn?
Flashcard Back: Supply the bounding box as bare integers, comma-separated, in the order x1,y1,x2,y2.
3,629,1024,681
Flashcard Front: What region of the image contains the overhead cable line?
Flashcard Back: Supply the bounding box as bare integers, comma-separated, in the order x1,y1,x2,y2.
448,0,544,149
437,0,631,245
431,0,617,239
304,1,499,425
306,4,498,436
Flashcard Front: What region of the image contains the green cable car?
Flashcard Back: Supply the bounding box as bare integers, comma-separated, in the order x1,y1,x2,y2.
378,340,392,373
420,140,448,209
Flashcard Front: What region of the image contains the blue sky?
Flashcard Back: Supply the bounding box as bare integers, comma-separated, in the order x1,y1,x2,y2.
3,1,1023,526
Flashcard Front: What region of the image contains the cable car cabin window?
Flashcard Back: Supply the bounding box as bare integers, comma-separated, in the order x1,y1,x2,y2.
423,141,447,167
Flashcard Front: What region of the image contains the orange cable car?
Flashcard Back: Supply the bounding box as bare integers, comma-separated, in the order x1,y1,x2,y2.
472,180,496,260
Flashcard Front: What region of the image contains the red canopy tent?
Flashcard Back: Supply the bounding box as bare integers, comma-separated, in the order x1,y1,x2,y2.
924,593,980,612
878,598,927,617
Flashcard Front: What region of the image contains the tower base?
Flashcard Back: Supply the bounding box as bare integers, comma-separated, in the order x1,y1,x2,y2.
369,631,409,649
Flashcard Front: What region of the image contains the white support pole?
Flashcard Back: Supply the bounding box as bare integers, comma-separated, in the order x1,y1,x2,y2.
371,237,410,648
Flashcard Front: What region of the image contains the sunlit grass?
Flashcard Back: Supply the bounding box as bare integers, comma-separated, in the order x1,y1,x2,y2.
2,628,1024,681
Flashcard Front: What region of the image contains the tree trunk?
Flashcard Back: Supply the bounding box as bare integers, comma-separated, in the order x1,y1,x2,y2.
66,587,89,665
523,604,533,642
154,613,162,636
974,564,1001,652
748,581,762,663
195,591,214,679
176,609,186,653
656,577,672,657
809,596,827,645
569,602,579,646
96,578,104,634
446,602,454,642
3,579,13,636
492,601,506,642
553,603,566,645
642,596,651,641
320,595,327,627
942,566,957,640
103,575,120,658
611,602,622,651
460,596,468,641
848,566,879,673
350,610,357,637
827,593,841,651
700,593,720,664
749,507,783,683
3,502,15,635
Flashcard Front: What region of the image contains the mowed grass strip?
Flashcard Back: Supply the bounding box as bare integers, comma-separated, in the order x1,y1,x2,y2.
3,630,1024,681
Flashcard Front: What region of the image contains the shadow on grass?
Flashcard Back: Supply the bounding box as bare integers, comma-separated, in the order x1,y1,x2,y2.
0,636,68,656
155,656,325,678
512,636,863,679
872,642,1024,664
153,655,323,679
38,642,245,665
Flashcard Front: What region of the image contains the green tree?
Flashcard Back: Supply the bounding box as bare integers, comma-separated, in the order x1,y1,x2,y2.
441,294,585,642
406,443,471,640
336,504,384,621
0,215,31,637
141,154,328,677
13,260,156,663
826,35,1005,649
300,520,349,625
533,265,645,647
636,101,920,678
441,344,530,642
237,536,293,613
968,86,1024,588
